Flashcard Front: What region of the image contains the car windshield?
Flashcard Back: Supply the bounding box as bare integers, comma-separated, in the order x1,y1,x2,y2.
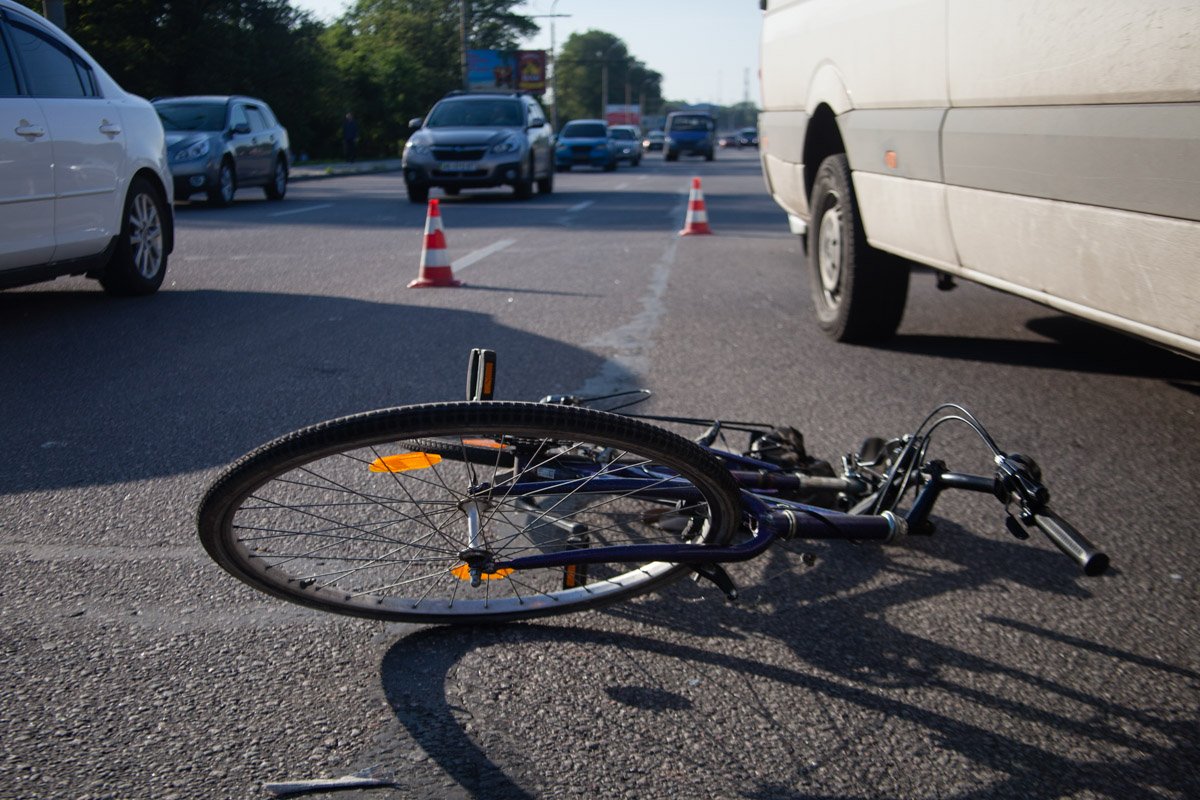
610,129,636,140
155,102,227,132
562,122,606,138
670,116,712,131
426,99,524,127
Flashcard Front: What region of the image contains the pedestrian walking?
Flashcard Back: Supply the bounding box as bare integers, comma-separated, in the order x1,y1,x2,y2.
342,111,359,163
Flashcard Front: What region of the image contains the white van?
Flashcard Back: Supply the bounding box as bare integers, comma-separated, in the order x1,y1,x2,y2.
758,0,1200,355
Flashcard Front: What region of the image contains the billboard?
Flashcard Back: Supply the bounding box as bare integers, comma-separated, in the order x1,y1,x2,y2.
604,104,641,126
467,50,547,93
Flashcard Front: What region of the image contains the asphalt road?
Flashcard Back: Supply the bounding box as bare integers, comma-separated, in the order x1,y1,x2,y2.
1,150,1197,799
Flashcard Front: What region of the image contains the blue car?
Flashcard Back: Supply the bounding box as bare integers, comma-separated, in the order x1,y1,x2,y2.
555,120,618,172
664,111,715,161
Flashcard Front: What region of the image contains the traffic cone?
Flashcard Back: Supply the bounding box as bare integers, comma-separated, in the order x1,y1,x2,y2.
408,198,462,288
679,177,713,236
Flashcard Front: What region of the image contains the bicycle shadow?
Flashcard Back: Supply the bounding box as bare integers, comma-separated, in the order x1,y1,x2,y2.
366,524,1197,799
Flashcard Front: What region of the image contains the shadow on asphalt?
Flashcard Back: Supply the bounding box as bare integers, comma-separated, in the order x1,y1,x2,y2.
373,524,1197,798
0,289,623,493
879,314,1198,390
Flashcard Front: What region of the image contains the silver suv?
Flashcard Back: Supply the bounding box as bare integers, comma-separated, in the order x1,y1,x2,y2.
154,95,290,207
403,91,554,203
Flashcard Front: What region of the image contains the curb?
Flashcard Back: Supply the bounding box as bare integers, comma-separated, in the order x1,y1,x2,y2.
289,160,404,182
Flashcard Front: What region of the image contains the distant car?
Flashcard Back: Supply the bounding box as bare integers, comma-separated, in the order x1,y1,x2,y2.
609,125,643,166
1,0,174,295
736,127,759,148
403,90,554,203
642,130,665,151
718,132,737,148
154,95,290,207
555,120,618,171
664,111,715,161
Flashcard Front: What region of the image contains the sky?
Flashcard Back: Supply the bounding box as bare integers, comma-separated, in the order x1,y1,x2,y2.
290,0,764,106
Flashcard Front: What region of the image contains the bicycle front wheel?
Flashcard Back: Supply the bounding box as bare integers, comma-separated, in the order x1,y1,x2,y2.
197,402,742,624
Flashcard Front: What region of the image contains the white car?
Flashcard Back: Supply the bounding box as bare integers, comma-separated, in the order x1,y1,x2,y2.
0,0,174,295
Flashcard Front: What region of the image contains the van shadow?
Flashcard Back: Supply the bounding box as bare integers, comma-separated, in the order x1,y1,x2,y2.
0,289,622,493
881,314,1198,387
373,526,1196,798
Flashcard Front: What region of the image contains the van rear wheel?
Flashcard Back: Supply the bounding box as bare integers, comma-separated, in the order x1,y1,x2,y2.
807,154,909,343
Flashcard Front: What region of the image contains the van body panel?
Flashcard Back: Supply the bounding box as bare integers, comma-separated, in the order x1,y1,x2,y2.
758,0,1200,355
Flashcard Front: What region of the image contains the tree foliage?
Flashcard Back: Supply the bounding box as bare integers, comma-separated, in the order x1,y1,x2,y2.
18,3,746,156
554,30,662,126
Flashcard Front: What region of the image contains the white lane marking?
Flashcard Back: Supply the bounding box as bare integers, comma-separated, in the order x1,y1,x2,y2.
268,203,334,217
615,183,629,190
573,236,679,398
566,201,594,213
452,239,515,271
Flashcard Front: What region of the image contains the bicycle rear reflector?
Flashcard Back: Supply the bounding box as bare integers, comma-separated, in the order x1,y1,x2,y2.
450,564,514,582
369,453,442,472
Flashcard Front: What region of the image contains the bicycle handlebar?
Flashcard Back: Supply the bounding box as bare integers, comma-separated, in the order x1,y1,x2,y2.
1029,507,1109,576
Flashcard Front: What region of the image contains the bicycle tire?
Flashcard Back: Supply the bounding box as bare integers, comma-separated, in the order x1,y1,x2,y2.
197,402,742,624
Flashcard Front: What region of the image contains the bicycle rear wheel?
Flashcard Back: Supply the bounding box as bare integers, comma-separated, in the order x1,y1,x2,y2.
198,402,742,624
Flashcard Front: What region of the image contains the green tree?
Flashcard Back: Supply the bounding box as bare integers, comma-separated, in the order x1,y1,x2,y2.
554,30,661,126
320,0,539,155
19,1,334,156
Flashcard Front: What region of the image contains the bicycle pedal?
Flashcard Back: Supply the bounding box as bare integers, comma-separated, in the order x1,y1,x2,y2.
466,348,496,401
690,563,739,602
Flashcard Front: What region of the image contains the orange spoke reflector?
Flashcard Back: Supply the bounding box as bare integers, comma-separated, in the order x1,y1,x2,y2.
450,564,514,582
461,438,505,449
369,452,442,473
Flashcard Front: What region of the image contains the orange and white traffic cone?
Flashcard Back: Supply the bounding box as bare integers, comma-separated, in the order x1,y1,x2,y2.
679,177,713,236
408,198,462,288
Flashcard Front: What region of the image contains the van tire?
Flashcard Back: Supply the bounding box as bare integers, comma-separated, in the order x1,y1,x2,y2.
807,153,909,343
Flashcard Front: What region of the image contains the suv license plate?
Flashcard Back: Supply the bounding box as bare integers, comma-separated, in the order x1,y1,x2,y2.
439,161,475,172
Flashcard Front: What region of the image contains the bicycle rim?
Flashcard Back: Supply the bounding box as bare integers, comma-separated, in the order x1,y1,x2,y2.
197,402,742,624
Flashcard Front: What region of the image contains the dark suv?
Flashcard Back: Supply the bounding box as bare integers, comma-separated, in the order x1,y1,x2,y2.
403,91,555,202
153,95,290,206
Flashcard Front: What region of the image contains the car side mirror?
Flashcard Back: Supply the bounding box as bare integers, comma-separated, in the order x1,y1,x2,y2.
409,117,424,130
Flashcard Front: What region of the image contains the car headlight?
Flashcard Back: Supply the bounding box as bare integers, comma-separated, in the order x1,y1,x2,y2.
491,137,520,154
173,139,210,161
405,140,431,155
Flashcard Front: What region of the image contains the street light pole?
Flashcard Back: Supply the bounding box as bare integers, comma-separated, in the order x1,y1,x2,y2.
598,41,620,122
528,3,570,129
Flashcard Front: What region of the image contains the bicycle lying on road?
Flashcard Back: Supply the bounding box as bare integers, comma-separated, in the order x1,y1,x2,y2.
198,350,1109,624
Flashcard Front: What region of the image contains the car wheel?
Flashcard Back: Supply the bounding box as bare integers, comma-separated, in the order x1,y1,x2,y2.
407,183,429,203
603,157,617,172
705,149,714,161
632,156,641,167
537,167,554,195
665,151,677,162
443,187,461,197
100,177,168,296
807,153,909,342
208,160,236,207
264,157,287,200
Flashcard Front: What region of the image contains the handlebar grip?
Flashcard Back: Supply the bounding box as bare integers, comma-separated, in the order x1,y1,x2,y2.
1030,508,1109,576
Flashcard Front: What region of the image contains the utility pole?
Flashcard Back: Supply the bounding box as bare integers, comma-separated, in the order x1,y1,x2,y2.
460,0,471,90
42,1,66,30
527,2,570,130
